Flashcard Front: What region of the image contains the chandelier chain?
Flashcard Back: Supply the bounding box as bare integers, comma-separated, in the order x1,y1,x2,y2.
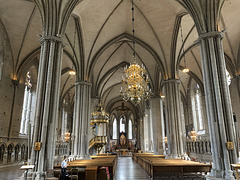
180,24,186,68
120,0,153,105
132,0,136,58
69,25,77,76
180,24,189,73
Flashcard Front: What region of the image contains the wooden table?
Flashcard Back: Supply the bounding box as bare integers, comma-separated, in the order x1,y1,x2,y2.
231,164,240,180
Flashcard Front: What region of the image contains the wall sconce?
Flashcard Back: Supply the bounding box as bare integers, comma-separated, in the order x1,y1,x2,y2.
64,132,71,142
69,70,76,76
164,136,168,143
190,130,197,142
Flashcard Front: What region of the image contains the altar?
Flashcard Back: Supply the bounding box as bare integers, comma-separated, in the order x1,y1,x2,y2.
109,132,136,155
116,149,129,156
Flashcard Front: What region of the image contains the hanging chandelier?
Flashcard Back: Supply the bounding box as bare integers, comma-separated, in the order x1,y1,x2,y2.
120,0,152,105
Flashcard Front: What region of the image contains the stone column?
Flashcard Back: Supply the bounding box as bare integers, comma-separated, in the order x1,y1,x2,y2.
30,35,65,179
177,1,238,178
136,120,141,149
199,32,237,179
150,97,164,155
71,81,92,159
29,35,64,179
140,118,145,152
163,79,185,158
30,1,80,178
149,108,153,152
143,111,149,152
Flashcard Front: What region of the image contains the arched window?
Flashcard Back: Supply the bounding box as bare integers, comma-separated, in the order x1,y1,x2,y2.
7,144,13,163
226,70,231,86
196,85,203,130
128,120,132,139
15,145,20,162
61,106,68,139
120,117,125,133
20,72,32,134
21,145,25,161
191,84,204,131
113,118,117,139
0,144,5,163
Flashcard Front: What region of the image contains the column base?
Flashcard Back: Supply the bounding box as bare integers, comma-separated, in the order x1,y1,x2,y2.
34,171,46,180
206,169,235,180
16,170,35,180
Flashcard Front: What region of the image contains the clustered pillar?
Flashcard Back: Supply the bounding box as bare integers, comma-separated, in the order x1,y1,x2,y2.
163,79,185,159
177,0,238,178
198,31,237,179
150,97,164,155
30,36,64,179
71,81,92,159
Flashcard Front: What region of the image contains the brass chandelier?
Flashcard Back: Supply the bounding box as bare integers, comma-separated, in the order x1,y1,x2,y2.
120,0,152,105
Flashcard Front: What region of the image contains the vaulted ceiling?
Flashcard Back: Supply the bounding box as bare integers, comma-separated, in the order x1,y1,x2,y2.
0,0,239,117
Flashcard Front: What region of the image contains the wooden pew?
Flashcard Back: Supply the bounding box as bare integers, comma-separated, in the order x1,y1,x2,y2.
150,159,211,179
132,153,211,179
54,155,117,180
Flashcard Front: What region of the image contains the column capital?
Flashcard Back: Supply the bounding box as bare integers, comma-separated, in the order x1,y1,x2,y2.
40,35,64,46
177,0,225,35
197,30,225,42
75,81,92,87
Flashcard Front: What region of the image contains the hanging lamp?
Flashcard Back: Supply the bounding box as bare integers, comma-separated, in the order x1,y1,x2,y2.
120,0,153,106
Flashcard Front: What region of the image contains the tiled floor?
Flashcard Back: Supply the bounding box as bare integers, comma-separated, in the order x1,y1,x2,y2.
0,164,23,180
114,156,151,180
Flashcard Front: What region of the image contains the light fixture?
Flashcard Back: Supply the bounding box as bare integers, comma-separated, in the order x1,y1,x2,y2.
68,70,76,76
69,25,77,77
190,130,197,142
64,132,71,142
164,136,168,143
120,0,153,105
180,24,189,73
160,95,165,99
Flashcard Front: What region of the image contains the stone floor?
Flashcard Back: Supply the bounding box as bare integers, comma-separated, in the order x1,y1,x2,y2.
114,156,151,180
0,164,23,180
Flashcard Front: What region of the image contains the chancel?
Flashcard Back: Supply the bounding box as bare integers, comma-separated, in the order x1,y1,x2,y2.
0,0,240,180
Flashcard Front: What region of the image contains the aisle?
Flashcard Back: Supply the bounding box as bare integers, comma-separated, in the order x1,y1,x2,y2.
114,156,151,180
